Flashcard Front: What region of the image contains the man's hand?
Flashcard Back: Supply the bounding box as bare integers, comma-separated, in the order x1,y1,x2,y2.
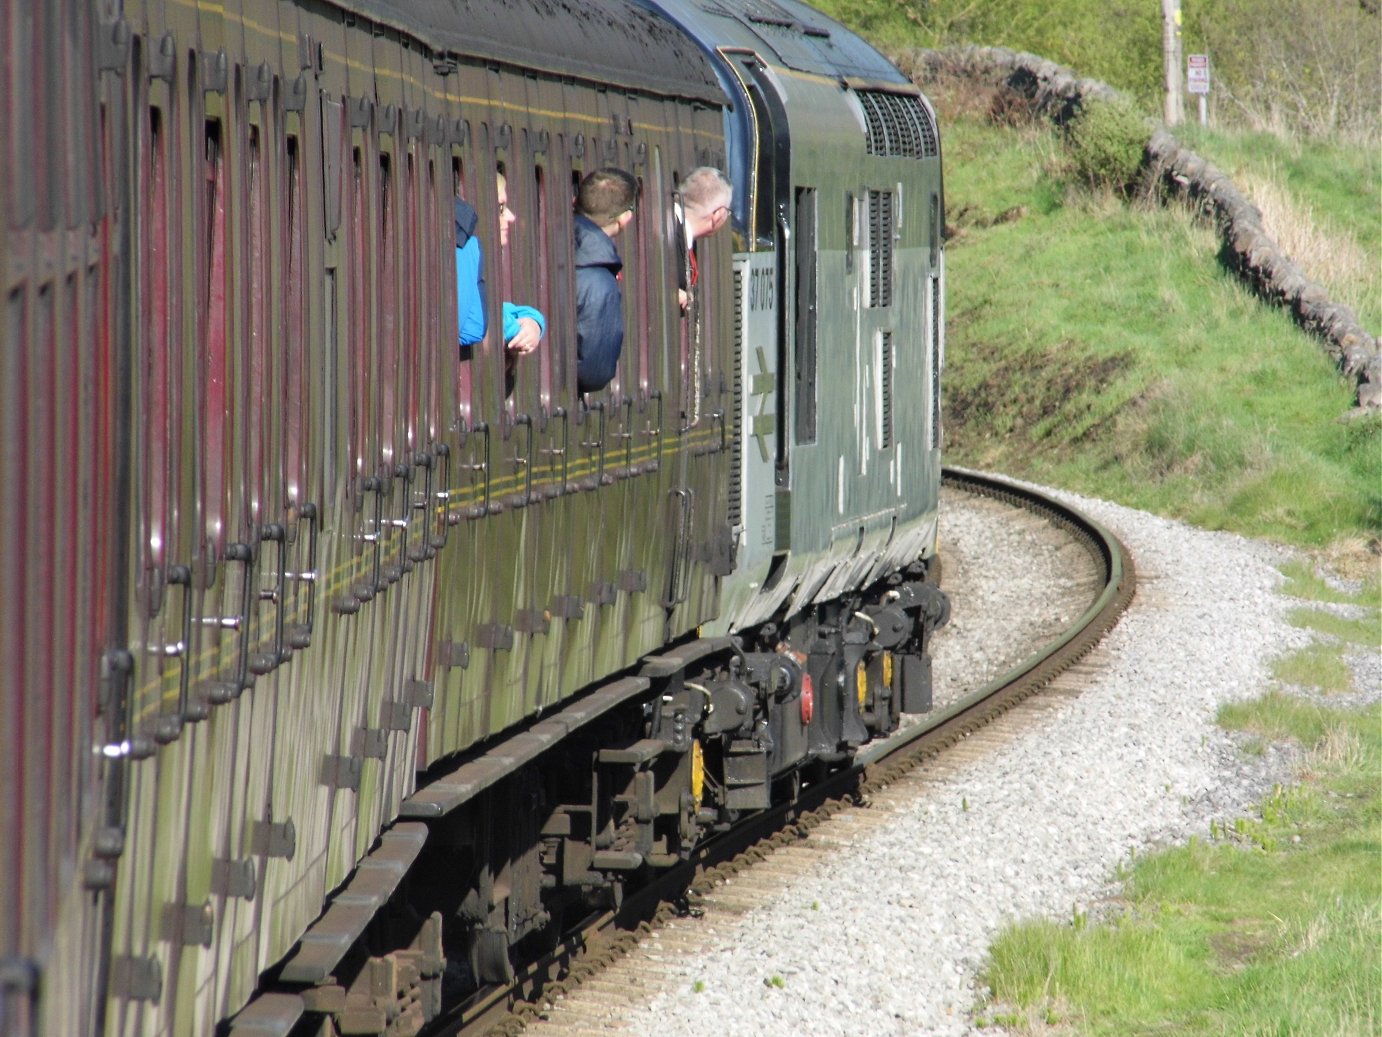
678,287,690,313
506,317,542,355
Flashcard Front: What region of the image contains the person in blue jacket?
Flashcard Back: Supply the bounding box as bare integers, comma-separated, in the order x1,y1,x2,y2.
495,172,545,355
454,196,487,347
573,168,637,393
455,173,545,354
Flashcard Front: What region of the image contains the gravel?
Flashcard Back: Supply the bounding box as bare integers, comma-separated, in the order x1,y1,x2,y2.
554,480,1377,1036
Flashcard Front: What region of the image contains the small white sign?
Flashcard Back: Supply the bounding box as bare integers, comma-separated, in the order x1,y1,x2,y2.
1187,54,1210,95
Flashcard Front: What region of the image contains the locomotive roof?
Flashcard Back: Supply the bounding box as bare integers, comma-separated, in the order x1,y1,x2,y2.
338,0,727,104
646,0,917,88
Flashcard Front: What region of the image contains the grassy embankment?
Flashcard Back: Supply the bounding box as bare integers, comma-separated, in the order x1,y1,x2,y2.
922,93,1381,1036
939,113,1380,553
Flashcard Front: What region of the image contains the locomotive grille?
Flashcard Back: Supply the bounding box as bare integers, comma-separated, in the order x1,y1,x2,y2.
868,189,893,308
857,91,939,160
728,265,744,528
880,330,894,450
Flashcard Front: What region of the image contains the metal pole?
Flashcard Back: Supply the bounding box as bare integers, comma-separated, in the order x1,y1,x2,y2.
1162,0,1184,125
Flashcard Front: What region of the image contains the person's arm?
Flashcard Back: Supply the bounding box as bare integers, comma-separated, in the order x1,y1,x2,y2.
502,302,545,354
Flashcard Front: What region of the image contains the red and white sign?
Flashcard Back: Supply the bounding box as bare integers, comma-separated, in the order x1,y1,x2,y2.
1187,54,1210,95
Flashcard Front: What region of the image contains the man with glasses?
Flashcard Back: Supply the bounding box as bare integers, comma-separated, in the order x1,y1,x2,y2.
573,168,639,394
674,166,732,313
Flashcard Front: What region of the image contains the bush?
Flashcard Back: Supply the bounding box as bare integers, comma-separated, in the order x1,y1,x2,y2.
1063,97,1149,192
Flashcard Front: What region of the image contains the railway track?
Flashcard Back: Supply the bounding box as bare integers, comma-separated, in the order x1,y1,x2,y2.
433,468,1135,1037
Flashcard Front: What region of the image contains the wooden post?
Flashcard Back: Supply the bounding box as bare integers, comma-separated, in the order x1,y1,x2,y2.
1162,0,1184,125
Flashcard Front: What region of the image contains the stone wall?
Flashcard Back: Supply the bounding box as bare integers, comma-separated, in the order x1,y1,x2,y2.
898,46,1381,413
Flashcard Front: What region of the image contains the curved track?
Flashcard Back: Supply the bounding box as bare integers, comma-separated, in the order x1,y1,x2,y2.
434,469,1136,1036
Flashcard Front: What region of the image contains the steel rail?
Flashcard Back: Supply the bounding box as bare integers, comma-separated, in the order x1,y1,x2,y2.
437,468,1136,1036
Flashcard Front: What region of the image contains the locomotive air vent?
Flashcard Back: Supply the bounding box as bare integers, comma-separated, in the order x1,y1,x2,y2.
729,266,745,528
857,91,939,160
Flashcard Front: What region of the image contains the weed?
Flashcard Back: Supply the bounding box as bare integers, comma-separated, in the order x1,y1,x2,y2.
1063,96,1150,194
1271,644,1355,695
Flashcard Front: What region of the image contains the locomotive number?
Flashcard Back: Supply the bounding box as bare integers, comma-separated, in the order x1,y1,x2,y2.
748,267,775,311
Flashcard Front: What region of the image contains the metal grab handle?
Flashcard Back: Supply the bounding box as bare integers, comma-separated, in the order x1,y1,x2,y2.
248,523,286,675
284,502,318,649
666,488,694,607
379,462,412,583
464,421,492,518
581,401,608,485
430,442,451,546
409,450,434,562
512,413,534,506
356,476,384,598
618,397,636,476
224,540,257,690
648,389,664,437
549,406,570,491
153,563,193,743
642,390,665,474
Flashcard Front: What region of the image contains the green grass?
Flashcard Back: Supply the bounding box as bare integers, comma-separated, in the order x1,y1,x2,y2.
942,108,1381,1037
1288,606,1379,647
940,116,1382,551
981,564,1380,1035
979,701,1382,1036
1279,558,1382,607
1270,644,1359,695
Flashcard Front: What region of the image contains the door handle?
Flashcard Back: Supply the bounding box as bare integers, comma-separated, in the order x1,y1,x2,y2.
430,442,451,548
248,523,286,675
548,406,570,493
152,563,193,743
409,450,435,562
284,502,318,649
510,413,534,508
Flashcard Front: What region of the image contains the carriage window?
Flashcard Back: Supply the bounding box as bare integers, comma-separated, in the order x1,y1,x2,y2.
201,118,228,554
533,163,553,404
631,169,653,395
349,144,371,489
379,151,397,466
246,123,269,527
420,154,439,440
284,134,308,505
142,105,173,589
452,152,473,423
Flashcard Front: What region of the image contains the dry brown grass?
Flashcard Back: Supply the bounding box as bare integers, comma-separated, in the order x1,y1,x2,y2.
1236,168,1378,322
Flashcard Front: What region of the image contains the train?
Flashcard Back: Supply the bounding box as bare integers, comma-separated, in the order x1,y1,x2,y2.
0,0,948,1033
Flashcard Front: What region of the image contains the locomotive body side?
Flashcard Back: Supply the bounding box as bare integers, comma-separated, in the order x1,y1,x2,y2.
641,0,945,635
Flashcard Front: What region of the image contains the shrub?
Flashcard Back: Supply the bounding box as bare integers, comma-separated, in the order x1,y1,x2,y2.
1063,97,1149,193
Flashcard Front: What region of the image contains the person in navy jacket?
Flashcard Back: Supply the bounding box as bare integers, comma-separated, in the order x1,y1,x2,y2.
573,168,638,394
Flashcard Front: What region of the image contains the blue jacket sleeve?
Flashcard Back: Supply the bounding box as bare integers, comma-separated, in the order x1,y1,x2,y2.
456,238,487,346
502,302,546,344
